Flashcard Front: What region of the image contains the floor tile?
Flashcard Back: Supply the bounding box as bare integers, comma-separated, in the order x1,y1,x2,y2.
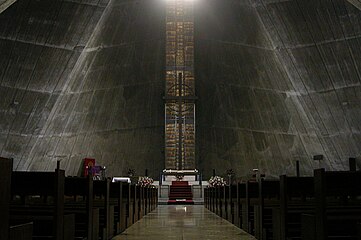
112,205,256,240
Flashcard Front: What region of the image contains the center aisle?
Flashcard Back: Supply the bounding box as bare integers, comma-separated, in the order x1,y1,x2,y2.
112,205,256,240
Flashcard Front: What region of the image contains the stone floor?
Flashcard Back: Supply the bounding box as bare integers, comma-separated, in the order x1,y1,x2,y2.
112,205,256,240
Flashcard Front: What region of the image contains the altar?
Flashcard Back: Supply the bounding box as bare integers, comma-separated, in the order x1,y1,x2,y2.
160,169,202,185
157,169,204,205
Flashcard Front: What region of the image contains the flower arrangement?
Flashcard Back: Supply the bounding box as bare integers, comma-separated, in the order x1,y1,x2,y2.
208,176,226,187
137,176,154,187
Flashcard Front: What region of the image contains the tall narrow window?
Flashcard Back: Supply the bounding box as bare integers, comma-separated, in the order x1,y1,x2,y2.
164,0,196,170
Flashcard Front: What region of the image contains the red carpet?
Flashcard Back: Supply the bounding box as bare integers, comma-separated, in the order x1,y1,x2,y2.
168,181,194,205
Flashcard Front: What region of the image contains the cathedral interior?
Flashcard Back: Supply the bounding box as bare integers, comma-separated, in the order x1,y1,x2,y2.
1,0,361,239
0,0,360,179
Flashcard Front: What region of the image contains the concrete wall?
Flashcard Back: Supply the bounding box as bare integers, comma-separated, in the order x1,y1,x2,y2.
0,0,165,177
196,0,361,179
0,0,16,14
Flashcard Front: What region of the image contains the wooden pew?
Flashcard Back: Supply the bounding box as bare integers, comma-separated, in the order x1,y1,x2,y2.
273,176,314,240
209,186,214,212
1,157,12,240
147,187,151,213
302,169,361,240
211,186,215,213
216,186,223,217
9,222,33,240
149,186,155,212
93,178,115,240
136,186,144,220
0,157,33,240
123,183,133,228
131,185,139,223
151,186,158,210
242,181,259,234
206,183,247,229
227,185,237,224
128,185,136,226
206,187,210,211
209,187,212,211
211,182,246,228
10,169,75,240
211,187,217,214
204,187,209,209
64,176,99,240
255,179,280,240
145,186,156,214
222,185,230,220
215,186,224,217
234,183,247,228
144,186,149,215
224,181,256,232
141,187,146,217
149,187,153,213
109,182,129,234
208,187,215,212
10,210,75,240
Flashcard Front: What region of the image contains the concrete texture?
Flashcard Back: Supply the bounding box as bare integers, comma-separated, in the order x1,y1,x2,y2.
0,0,16,14
0,0,165,177
0,0,360,179
196,0,361,178
348,0,361,11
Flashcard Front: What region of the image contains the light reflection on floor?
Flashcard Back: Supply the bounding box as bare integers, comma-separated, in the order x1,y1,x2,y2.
112,205,256,240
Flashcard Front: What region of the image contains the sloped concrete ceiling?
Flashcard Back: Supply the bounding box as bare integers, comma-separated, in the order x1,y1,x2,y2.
0,0,110,172
0,0,165,177
196,0,361,178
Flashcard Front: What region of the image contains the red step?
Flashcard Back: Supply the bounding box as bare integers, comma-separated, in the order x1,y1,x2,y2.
168,181,193,204
171,181,189,186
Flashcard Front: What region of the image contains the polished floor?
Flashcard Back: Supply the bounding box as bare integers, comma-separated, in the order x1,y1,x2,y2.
112,205,256,240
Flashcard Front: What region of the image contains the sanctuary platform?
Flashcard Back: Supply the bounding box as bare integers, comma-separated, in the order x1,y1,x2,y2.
157,169,208,205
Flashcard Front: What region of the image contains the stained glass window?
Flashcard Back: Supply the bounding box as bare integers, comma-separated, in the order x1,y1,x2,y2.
165,0,196,170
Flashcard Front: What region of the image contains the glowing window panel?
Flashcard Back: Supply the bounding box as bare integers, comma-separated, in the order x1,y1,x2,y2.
164,0,196,170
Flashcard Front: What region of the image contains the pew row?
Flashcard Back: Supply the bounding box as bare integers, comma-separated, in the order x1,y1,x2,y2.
205,169,361,240
1,157,33,240
1,156,158,240
10,170,75,240
302,169,361,240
